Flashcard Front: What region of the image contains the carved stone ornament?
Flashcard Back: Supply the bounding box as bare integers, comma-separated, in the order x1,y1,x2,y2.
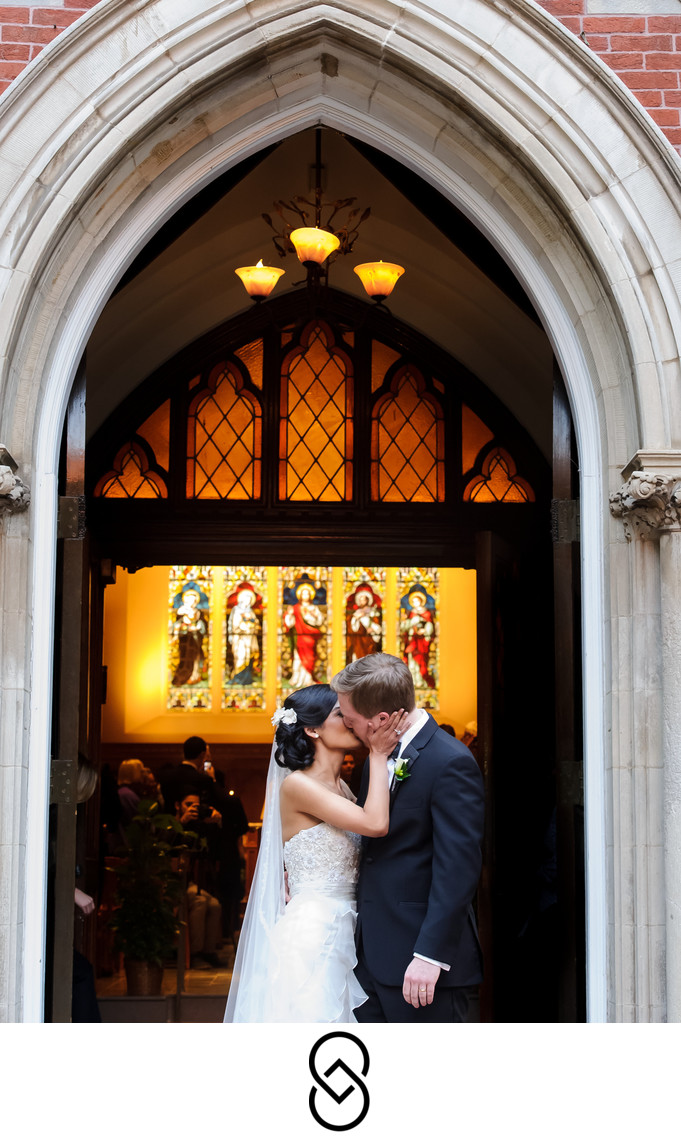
0,447,30,515
609,470,681,539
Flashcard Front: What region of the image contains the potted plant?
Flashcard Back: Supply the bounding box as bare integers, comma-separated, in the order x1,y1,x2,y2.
109,799,199,996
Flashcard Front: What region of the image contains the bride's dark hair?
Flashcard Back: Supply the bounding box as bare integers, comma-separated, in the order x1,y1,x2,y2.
274,684,338,771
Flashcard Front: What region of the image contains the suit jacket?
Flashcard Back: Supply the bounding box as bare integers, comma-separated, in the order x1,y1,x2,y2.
356,714,484,988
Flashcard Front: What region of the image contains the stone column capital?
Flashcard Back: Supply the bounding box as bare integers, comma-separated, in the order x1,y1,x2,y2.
610,469,681,540
0,447,30,516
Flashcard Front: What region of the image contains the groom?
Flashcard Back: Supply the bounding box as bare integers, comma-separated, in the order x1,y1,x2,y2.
331,653,484,1022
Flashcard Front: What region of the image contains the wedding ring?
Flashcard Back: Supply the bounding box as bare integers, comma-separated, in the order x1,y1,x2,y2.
419,986,426,991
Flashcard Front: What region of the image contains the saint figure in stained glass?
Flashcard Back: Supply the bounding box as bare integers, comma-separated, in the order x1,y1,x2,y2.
170,582,209,686
346,584,383,661
283,578,326,687
400,585,437,691
226,585,262,685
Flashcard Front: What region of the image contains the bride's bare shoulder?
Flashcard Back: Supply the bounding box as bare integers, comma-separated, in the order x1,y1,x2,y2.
280,770,306,799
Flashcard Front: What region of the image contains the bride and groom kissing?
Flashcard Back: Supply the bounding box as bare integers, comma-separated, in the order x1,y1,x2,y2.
224,652,485,1023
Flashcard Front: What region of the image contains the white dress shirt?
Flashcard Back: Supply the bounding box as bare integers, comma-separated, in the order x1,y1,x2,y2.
388,709,450,973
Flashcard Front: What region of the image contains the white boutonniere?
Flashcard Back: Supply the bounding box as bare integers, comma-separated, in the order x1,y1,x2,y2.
393,756,411,782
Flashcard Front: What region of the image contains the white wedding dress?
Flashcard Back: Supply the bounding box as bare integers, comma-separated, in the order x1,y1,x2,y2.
267,822,367,1022
224,760,367,1023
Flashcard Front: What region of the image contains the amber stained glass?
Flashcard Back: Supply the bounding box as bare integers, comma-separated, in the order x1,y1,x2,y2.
280,322,353,502
187,364,262,499
463,447,535,502
94,441,167,499
372,367,444,502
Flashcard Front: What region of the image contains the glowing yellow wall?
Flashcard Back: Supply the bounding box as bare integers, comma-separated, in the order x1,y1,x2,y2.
101,567,476,744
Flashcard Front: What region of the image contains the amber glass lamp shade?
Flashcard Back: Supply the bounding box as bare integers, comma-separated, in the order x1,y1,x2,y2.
235,260,285,299
289,227,341,265
353,261,405,299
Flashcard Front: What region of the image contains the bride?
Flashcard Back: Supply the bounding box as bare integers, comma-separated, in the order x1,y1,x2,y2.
224,683,406,1022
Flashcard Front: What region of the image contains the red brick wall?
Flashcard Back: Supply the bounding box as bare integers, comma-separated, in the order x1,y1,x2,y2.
0,4,96,86
1,2,681,153
543,1,681,150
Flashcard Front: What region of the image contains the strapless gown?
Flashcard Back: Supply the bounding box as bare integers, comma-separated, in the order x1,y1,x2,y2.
266,822,367,1022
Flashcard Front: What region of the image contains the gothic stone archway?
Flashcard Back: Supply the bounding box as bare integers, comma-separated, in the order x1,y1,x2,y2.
2,0,681,1021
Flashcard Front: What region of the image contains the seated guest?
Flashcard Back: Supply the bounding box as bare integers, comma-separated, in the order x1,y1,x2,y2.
176,790,225,970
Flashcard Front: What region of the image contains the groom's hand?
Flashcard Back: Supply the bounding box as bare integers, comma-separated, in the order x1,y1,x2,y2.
403,957,440,1007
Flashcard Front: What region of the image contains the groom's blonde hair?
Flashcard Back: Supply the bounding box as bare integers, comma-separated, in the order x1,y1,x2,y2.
331,653,415,717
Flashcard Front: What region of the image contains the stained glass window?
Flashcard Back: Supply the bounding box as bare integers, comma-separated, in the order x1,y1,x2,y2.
344,568,386,664
187,363,262,499
278,567,331,697
94,441,168,499
372,367,444,503
279,321,353,502
397,567,439,710
223,566,267,710
167,566,212,710
463,446,535,503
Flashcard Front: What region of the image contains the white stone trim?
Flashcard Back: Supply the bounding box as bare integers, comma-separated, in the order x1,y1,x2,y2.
2,0,681,1019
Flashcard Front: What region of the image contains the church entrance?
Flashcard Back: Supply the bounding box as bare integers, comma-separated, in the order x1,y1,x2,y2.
46,130,583,1023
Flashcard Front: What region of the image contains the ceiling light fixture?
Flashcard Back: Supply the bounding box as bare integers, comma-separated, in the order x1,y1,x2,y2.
235,129,405,304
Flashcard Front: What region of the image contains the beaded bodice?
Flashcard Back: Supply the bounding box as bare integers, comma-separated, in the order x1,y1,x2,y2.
283,823,361,899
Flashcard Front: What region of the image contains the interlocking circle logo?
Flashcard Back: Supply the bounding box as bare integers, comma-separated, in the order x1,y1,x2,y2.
308,1031,370,1131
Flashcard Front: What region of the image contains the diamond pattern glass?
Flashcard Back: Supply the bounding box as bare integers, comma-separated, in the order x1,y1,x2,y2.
187,364,262,499
463,446,535,502
280,321,353,501
371,367,444,502
95,441,167,499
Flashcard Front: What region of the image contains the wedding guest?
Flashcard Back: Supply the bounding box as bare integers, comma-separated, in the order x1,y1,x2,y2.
176,790,225,970
116,758,145,824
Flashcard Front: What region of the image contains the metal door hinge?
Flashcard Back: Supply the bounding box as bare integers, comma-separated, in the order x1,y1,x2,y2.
551,499,580,544
50,759,76,805
58,495,86,539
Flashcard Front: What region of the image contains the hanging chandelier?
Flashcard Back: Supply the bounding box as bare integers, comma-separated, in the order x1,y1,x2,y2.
235,129,405,304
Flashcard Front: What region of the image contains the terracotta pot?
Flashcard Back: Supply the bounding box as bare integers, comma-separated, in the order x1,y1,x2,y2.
124,958,163,996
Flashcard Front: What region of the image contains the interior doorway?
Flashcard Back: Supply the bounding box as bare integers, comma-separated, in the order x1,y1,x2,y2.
47,283,583,1021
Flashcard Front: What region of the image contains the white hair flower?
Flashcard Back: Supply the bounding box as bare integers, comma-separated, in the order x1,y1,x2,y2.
271,707,297,728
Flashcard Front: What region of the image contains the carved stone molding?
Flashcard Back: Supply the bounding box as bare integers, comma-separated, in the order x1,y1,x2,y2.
0,447,30,516
610,470,681,540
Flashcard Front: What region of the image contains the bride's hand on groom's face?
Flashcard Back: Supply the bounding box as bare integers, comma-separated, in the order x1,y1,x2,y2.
367,709,409,757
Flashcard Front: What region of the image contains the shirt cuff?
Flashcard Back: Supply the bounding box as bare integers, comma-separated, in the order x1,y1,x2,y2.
414,952,450,971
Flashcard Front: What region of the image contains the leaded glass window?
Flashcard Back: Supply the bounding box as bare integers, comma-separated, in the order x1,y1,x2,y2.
279,321,353,502
371,366,444,503
94,441,167,499
187,363,262,499
463,446,535,502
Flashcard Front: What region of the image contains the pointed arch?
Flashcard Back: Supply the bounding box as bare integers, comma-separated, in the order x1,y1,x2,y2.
2,0,681,1022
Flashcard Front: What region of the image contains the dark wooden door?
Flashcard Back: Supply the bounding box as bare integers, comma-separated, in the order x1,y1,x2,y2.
475,521,558,1021
45,360,108,1021
46,362,88,1021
